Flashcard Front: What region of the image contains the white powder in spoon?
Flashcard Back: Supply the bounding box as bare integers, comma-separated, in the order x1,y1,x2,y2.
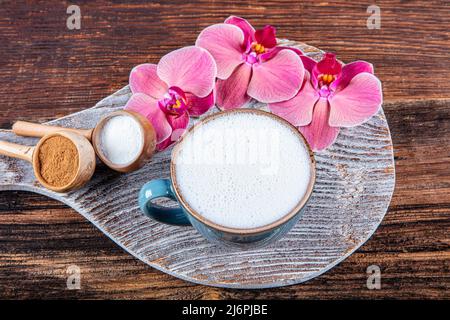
99,115,143,165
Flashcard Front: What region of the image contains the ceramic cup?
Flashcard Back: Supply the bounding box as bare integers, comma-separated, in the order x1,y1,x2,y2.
139,109,316,249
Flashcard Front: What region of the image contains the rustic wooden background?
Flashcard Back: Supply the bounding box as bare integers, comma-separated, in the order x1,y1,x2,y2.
0,0,449,299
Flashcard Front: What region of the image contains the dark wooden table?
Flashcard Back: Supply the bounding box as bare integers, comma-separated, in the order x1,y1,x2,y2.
0,0,449,299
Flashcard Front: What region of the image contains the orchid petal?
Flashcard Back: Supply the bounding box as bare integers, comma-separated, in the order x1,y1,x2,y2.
248,49,304,103
300,55,317,74
259,46,303,62
332,61,374,92
329,72,382,127
254,25,277,48
156,138,174,152
156,112,190,151
268,72,319,126
196,23,245,80
216,63,252,110
299,97,340,151
129,64,168,99
225,16,255,43
315,52,342,75
166,112,190,133
300,55,319,88
279,46,303,56
125,93,172,143
186,91,215,117
157,46,217,98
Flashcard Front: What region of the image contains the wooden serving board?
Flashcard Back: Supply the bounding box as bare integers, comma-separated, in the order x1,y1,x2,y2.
0,41,395,289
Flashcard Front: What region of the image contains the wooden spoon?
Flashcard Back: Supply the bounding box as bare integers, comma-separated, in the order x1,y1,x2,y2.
0,131,96,193
13,110,156,173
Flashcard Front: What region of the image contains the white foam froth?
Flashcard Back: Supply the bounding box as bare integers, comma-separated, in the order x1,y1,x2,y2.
175,112,312,229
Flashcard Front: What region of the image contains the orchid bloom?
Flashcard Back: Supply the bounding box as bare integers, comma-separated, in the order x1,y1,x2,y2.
269,53,383,151
196,16,304,110
125,46,217,151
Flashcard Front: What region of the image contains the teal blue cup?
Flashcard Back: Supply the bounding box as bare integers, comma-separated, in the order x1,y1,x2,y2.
139,110,316,249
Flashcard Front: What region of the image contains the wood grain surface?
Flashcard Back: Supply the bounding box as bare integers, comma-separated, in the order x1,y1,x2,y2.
0,0,449,299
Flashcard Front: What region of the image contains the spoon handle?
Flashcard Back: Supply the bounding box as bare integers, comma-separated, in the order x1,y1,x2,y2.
0,140,34,162
12,121,93,141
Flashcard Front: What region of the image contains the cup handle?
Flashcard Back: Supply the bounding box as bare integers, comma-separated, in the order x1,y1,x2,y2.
139,179,191,226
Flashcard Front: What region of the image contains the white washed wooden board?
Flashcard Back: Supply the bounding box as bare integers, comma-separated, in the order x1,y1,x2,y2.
0,41,395,288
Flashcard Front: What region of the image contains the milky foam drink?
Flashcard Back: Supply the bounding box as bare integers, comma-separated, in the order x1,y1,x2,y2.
174,112,312,230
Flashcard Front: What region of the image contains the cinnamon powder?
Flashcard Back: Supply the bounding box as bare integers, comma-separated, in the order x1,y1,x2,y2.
38,136,79,187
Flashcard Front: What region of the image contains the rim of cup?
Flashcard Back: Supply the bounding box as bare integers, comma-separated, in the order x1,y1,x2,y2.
170,108,316,236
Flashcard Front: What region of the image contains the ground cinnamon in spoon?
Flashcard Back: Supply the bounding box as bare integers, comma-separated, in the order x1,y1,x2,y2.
38,136,79,187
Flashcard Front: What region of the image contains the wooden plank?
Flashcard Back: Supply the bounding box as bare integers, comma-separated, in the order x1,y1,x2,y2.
0,0,448,298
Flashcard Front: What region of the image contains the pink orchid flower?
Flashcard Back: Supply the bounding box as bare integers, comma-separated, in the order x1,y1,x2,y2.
196,16,304,110
269,53,383,151
125,46,217,151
